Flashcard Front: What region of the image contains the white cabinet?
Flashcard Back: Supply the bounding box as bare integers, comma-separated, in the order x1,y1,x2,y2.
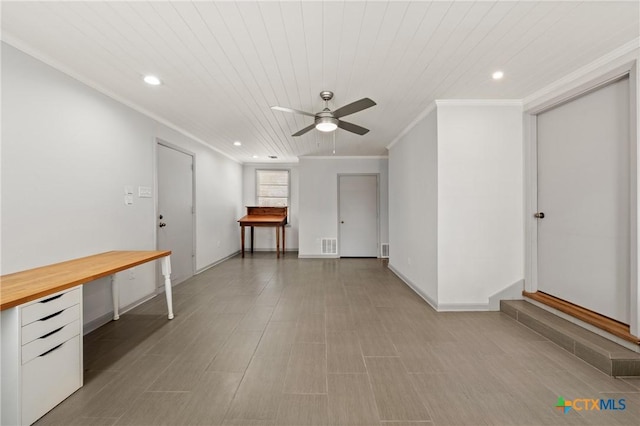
1,287,83,425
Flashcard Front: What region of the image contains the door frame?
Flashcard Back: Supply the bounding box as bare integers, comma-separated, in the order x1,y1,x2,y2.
155,139,197,288
337,173,380,258
523,59,639,335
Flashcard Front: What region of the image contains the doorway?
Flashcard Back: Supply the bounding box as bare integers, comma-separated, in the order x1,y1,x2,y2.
338,174,379,257
157,142,195,286
536,76,630,323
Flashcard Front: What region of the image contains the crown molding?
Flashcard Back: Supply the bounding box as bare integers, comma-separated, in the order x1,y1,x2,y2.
386,102,436,150
1,36,241,164
434,99,523,106
298,156,388,160
523,37,640,109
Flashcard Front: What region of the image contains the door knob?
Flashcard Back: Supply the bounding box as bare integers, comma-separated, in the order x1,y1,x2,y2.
534,212,545,219
159,222,167,227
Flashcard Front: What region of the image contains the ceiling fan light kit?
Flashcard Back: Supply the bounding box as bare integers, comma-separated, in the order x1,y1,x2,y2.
271,91,376,137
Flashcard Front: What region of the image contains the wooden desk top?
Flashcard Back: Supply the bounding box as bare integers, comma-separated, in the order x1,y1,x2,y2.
0,250,171,310
238,214,287,225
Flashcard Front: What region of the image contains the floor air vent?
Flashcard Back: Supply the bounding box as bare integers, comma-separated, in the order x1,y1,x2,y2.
321,238,337,255
381,243,389,258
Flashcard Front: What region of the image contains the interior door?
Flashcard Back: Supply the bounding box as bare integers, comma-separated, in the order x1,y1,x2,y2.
537,76,630,322
339,175,378,257
157,143,194,286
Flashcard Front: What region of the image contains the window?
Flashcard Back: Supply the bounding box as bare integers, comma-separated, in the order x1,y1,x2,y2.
256,169,289,208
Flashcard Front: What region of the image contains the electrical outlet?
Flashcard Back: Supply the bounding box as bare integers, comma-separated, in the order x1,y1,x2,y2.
217,240,221,247
407,257,412,265
128,268,135,280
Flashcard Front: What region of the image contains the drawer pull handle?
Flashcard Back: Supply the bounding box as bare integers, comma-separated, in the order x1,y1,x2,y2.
39,326,64,340
39,342,64,357
40,310,64,322
40,294,64,303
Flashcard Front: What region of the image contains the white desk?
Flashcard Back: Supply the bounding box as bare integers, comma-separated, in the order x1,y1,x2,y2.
0,250,173,425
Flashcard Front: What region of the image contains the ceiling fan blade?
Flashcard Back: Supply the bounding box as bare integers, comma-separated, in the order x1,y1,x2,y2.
292,123,316,137
332,98,376,118
337,120,369,135
271,106,316,117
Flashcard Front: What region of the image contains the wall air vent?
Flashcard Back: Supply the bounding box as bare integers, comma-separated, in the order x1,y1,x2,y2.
321,238,338,255
381,243,389,258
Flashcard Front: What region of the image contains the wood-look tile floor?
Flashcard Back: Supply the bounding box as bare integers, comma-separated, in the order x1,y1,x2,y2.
36,254,640,426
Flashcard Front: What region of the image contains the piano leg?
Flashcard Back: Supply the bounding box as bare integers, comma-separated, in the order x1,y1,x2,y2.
241,226,245,258
282,224,285,257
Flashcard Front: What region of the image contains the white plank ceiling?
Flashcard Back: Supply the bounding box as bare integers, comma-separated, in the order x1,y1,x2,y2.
2,1,639,163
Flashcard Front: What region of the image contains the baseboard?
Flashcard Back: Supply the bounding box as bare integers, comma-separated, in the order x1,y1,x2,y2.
387,263,438,310
249,248,299,252
488,279,524,311
82,293,157,335
436,302,490,312
195,250,241,274
297,254,339,259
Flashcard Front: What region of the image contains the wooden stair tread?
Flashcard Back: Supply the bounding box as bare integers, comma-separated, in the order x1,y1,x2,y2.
523,291,639,345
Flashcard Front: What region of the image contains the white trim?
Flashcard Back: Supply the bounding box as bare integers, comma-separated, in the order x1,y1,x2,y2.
386,102,436,150
436,303,489,312
435,99,523,107
523,297,640,354
388,263,438,311
523,52,639,337
488,279,524,311
1,36,241,164
195,250,241,274
299,156,388,160
156,141,197,282
524,38,640,109
297,254,339,259
337,174,380,258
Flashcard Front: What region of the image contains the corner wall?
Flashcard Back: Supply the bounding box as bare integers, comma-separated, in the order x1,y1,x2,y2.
388,108,438,306
436,101,524,308
387,101,524,310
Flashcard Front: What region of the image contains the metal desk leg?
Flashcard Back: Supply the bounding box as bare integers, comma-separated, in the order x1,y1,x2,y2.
160,256,174,320
111,274,119,320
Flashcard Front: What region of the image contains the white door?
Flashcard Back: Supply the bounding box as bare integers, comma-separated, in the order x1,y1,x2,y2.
157,143,194,286
338,175,378,257
537,76,630,323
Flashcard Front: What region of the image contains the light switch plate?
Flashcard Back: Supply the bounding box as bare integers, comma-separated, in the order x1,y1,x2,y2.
138,186,153,198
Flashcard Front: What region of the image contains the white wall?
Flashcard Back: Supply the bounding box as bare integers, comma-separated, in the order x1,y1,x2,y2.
436,101,524,307
388,108,438,306
387,101,523,310
298,157,389,257
242,163,299,250
1,43,242,328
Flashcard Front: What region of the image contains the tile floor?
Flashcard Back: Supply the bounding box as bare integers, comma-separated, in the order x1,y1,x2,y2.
35,253,640,425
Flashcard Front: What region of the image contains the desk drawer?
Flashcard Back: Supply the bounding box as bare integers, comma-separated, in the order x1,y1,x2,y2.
22,335,81,426
22,287,81,326
21,320,80,365
21,304,80,346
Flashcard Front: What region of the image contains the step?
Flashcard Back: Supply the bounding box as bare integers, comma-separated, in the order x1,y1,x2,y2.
501,299,640,376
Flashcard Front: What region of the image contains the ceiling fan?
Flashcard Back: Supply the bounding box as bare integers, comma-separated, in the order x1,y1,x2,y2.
271,91,376,137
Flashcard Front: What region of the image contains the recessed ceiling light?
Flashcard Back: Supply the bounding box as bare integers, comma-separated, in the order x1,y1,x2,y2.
492,71,504,80
233,141,242,146
252,155,259,159
143,75,162,86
